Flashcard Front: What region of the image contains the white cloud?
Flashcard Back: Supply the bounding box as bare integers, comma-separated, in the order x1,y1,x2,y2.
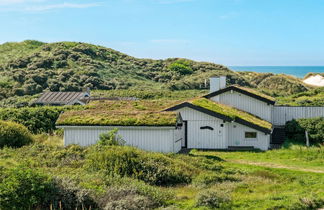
24,2,101,11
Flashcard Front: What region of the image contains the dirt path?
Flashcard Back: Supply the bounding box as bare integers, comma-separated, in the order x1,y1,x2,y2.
230,160,324,174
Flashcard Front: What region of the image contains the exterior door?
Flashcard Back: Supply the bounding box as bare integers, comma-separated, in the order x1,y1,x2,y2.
188,120,226,149
181,121,188,148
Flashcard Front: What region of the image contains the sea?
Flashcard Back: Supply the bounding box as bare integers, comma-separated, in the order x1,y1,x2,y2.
229,66,324,78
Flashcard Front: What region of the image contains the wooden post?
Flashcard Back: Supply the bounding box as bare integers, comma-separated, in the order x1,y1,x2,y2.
305,131,310,147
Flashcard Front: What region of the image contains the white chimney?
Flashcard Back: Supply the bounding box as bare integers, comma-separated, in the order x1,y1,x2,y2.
210,76,226,93
219,76,226,89
210,77,219,93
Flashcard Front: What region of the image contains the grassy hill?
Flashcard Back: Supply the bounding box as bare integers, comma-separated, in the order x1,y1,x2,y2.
0,40,312,104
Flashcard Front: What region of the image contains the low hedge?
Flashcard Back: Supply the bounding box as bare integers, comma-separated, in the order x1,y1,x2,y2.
86,146,196,186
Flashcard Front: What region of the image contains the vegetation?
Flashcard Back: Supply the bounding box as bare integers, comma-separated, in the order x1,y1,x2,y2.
277,86,324,106
286,117,324,144
86,145,195,186
0,121,33,148
0,40,316,108
0,106,83,133
191,98,272,130
238,71,311,97
0,137,323,209
97,129,125,146
0,40,235,99
57,110,178,126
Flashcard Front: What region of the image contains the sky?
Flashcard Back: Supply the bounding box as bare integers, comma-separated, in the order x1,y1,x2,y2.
0,0,324,66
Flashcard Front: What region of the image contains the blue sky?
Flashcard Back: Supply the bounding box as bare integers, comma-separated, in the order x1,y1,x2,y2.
0,0,324,66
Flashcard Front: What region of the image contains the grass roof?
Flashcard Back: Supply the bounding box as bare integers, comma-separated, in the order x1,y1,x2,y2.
57,111,178,126
56,100,182,126
191,98,272,130
232,85,276,101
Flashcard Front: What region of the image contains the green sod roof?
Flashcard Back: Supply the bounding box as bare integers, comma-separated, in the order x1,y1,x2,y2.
56,110,179,126
232,85,276,101
191,98,272,130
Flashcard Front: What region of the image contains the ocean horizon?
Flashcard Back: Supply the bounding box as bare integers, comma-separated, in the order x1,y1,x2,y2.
229,66,324,78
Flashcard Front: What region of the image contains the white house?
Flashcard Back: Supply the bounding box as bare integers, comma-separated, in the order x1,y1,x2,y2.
56,76,324,152
165,99,272,151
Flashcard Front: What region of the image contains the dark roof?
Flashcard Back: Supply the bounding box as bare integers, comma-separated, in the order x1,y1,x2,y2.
165,101,272,134
203,86,276,105
34,91,88,105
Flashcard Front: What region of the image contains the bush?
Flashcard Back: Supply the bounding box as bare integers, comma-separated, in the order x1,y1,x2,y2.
86,146,194,186
195,188,232,209
0,167,97,210
286,118,324,145
97,128,125,146
168,60,193,75
0,120,33,148
290,197,324,210
0,167,54,209
52,178,98,210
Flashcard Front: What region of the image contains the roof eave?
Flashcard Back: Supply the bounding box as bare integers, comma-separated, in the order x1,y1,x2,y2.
165,102,272,134
203,86,276,105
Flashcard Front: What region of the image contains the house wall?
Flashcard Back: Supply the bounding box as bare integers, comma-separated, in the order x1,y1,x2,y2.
60,126,182,153
210,91,273,122
227,122,270,151
272,106,324,126
175,107,227,149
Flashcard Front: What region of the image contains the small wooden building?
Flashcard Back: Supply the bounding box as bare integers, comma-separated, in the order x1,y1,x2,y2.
56,110,184,153
34,90,90,106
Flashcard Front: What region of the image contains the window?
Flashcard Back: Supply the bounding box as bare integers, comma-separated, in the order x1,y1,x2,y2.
245,132,257,139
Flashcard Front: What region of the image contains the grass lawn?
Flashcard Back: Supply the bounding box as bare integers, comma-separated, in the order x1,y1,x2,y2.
192,145,324,173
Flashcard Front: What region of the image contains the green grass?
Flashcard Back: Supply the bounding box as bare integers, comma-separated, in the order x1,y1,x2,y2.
191,98,272,130
56,100,182,126
192,145,324,172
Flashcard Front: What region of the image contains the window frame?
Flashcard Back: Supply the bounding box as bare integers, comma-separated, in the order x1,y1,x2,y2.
244,131,257,139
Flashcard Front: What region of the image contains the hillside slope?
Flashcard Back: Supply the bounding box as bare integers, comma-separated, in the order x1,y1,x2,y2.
0,40,310,101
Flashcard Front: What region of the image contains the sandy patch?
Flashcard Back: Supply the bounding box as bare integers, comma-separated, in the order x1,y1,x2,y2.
303,74,324,87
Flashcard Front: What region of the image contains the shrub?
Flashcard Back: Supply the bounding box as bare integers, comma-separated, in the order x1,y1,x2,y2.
97,128,125,146
99,186,156,210
195,188,232,209
0,167,97,210
168,60,193,75
290,197,324,210
86,146,194,186
52,178,98,210
0,120,33,148
0,167,54,209
286,118,324,145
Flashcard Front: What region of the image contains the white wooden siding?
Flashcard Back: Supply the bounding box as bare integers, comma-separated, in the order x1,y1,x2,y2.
227,122,270,150
272,106,324,126
176,107,227,149
210,91,273,122
60,126,182,153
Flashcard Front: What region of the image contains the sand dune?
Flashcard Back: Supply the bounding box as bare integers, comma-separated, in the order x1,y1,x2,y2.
303,75,324,87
